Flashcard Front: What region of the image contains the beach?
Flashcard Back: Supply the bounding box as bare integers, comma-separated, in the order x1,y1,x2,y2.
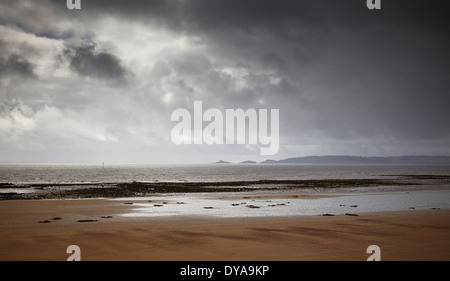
1,195,449,261
2,0,449,265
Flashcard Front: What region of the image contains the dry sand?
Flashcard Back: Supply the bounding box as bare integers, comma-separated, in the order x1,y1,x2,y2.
0,198,449,261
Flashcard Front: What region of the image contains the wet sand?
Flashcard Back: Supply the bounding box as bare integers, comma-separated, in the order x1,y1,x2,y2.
1,198,449,261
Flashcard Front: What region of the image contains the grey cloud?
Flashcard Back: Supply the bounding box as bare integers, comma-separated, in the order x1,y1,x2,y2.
0,0,89,41
78,0,449,143
0,53,36,78
49,0,184,31
1,0,449,162
61,42,132,84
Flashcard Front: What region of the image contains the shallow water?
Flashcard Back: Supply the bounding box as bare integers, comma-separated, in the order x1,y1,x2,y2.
116,189,450,218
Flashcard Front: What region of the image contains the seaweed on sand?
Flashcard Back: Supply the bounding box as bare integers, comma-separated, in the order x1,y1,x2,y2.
0,177,436,200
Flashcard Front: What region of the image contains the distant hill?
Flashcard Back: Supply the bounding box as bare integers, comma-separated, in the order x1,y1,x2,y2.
214,155,450,165
262,155,450,165
215,160,232,164
260,159,278,164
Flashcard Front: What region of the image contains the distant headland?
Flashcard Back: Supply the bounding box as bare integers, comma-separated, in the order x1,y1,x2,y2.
216,155,450,165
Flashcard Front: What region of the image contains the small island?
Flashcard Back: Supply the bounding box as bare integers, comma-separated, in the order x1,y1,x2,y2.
215,160,231,164
239,160,257,164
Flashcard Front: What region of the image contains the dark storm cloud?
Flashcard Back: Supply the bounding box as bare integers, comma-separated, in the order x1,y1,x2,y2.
0,53,35,78
178,0,450,142
154,1,449,142
48,0,450,143
60,42,132,84
2,0,449,162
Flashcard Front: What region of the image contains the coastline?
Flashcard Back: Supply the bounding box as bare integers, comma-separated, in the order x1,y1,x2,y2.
1,174,449,260
2,174,450,200
1,194,449,261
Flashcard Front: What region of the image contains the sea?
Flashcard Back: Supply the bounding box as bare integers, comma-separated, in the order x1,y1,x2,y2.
1,163,449,217
0,163,449,184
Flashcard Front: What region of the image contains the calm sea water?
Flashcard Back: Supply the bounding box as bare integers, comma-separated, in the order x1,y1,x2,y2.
0,163,449,184
1,164,449,216
119,190,450,218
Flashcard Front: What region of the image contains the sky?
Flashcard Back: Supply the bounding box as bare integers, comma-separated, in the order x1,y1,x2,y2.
0,0,449,164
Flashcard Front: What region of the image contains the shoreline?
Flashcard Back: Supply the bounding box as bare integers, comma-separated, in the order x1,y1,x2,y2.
1,194,450,260
1,174,449,260
1,174,450,200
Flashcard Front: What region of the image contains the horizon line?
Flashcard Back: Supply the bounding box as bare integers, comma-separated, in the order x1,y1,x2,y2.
1,154,450,165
